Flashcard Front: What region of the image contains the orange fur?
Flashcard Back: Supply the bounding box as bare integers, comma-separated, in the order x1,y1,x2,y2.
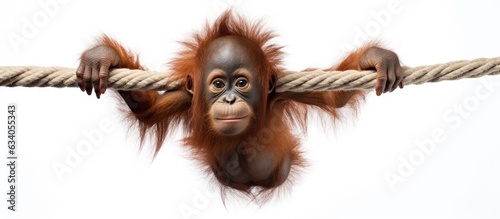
99,11,374,201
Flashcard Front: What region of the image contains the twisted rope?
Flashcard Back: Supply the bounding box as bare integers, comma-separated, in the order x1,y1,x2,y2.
1,57,500,92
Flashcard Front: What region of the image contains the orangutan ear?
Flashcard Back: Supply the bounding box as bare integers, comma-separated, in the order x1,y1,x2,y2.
186,75,194,95
268,75,276,94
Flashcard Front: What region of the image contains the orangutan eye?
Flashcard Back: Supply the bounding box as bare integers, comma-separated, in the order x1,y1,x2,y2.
235,79,248,88
212,79,225,89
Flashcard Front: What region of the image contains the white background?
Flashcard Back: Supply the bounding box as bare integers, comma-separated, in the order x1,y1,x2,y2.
1,0,500,219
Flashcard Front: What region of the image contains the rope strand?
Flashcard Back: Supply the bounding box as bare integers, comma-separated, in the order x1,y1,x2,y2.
1,57,500,92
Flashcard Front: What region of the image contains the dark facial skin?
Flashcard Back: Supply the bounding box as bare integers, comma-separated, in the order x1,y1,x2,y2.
199,36,291,186
202,36,261,136
74,34,404,193
76,41,402,100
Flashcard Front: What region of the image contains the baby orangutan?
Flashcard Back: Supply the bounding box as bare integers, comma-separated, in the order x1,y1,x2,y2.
76,12,403,200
